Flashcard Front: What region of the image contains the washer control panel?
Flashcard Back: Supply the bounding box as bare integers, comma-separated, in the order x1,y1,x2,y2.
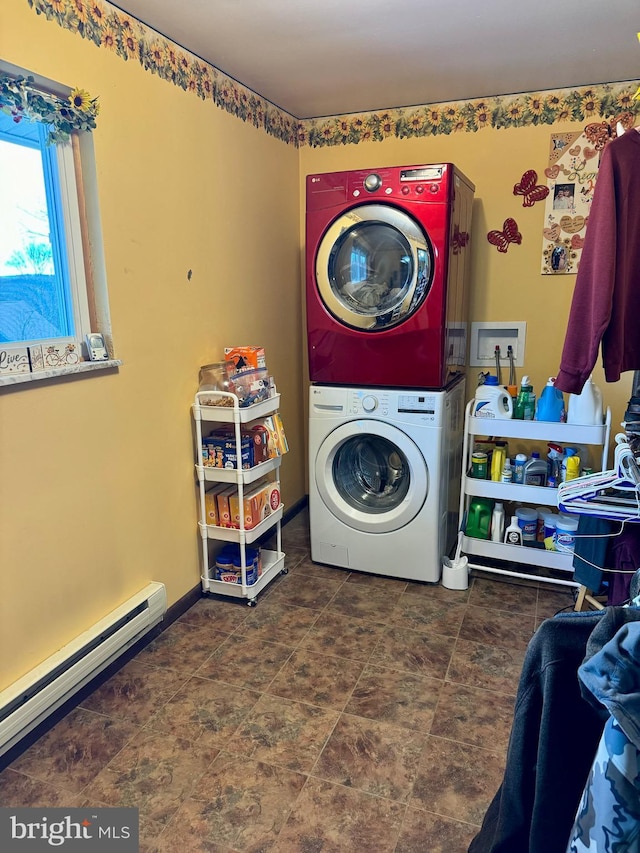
350,390,389,416
397,393,437,422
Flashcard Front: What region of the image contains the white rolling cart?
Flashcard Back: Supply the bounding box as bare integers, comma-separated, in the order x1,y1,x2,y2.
192,390,286,605
458,400,612,588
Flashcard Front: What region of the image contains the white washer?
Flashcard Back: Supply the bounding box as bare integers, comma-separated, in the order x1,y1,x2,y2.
309,380,466,582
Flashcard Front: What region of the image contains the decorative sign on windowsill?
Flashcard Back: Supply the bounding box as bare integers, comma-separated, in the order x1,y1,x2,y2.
0,343,81,376
0,346,30,375
0,358,123,388
28,345,44,371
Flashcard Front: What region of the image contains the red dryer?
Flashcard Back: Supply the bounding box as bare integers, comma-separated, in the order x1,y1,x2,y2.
306,163,474,389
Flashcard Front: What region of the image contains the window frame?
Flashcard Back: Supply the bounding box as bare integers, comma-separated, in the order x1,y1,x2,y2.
0,61,116,385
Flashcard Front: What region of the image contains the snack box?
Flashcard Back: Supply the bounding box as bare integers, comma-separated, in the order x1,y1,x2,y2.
253,415,288,458
222,437,253,469
244,427,269,465
229,479,281,530
253,417,279,458
215,485,237,528
203,483,230,526
273,413,289,455
203,428,268,469
202,427,232,468
224,346,266,374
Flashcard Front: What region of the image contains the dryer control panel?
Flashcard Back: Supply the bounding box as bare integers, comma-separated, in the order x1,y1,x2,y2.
345,164,452,203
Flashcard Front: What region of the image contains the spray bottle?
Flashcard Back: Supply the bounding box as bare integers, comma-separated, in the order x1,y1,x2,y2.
514,376,535,420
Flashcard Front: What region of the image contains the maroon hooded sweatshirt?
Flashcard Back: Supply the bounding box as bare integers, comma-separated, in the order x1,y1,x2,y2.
555,128,640,395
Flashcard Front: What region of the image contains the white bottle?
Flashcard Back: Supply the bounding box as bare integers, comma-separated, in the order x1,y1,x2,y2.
567,376,604,425
504,515,523,546
513,453,528,485
491,502,505,542
473,376,514,419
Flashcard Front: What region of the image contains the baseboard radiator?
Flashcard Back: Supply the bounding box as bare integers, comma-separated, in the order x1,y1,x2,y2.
0,582,167,757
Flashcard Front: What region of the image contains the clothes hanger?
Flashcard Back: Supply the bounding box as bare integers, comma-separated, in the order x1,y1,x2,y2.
557,434,640,521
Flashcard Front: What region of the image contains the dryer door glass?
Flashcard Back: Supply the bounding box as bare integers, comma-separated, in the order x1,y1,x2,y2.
315,204,433,331
333,434,410,513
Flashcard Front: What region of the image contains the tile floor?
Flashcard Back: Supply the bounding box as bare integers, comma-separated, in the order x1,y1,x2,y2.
0,509,575,852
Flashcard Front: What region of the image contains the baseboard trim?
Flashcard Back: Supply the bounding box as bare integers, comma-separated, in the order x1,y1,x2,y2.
1,499,310,769
282,495,308,525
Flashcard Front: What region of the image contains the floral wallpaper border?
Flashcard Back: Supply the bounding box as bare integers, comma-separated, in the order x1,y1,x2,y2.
26,0,640,149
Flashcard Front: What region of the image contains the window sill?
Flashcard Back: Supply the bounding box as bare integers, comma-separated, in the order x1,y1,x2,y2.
0,359,122,388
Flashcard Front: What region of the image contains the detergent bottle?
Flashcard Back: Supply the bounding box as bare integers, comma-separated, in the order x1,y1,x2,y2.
535,377,565,422
524,451,548,486
567,376,604,425
490,442,508,482
473,376,513,419
514,376,535,420
466,498,494,540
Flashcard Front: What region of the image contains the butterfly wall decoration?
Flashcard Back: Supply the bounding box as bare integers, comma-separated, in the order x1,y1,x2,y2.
513,170,549,207
452,223,470,254
583,113,634,151
487,218,522,253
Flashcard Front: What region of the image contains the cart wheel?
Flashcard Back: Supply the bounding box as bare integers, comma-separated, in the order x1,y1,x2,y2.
281,567,289,575
247,598,257,607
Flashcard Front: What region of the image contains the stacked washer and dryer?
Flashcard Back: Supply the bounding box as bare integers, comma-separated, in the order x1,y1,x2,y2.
306,164,474,583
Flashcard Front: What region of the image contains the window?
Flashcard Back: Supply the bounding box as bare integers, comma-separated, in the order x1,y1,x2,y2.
0,63,112,375
0,110,90,344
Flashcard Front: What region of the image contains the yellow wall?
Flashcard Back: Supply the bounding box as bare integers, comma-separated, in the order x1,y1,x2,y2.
1,0,634,691
299,130,633,453
1,1,303,688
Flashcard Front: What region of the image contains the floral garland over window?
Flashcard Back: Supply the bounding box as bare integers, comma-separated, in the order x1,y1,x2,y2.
0,72,99,144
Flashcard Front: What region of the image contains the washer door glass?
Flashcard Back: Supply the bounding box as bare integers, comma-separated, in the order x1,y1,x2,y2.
315,420,428,533
315,204,434,331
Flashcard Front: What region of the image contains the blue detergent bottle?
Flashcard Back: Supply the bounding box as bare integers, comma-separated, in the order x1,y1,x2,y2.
535,377,565,422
